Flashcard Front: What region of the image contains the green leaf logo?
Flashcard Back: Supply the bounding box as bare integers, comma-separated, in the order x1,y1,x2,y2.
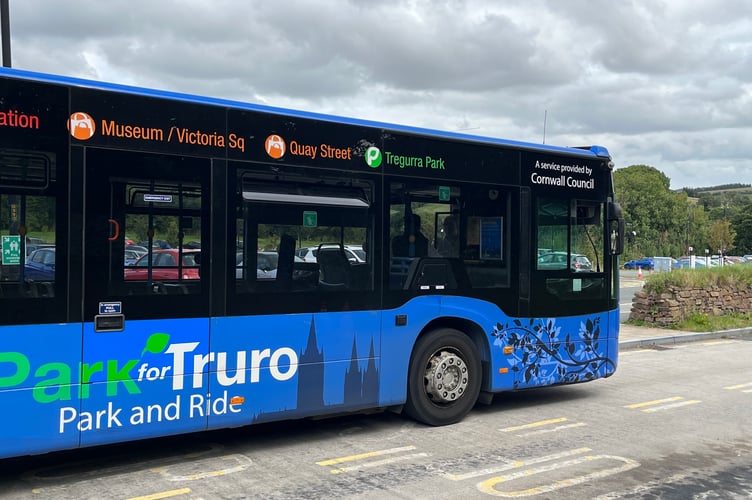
141,333,170,357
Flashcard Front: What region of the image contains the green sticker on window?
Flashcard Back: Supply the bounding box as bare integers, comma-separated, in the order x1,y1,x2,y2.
2,235,21,265
303,211,318,227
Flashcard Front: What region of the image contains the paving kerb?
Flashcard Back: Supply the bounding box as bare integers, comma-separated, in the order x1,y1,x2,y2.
618,267,752,348
619,323,752,349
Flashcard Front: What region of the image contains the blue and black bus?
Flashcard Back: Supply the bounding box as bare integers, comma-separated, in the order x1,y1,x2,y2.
0,67,624,459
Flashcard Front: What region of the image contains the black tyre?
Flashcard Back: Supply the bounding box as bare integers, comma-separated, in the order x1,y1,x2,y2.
404,328,482,426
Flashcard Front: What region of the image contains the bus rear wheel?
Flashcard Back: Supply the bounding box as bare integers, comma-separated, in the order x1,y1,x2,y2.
405,328,481,426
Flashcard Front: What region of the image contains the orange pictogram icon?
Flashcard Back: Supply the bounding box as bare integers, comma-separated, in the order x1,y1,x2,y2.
265,134,286,159
68,112,96,140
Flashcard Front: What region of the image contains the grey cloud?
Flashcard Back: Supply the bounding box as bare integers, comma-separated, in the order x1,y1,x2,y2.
7,0,752,188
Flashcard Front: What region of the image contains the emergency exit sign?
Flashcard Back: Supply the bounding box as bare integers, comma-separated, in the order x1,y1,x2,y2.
2,235,21,265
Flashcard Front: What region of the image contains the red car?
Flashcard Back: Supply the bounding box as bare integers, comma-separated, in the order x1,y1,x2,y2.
124,249,200,281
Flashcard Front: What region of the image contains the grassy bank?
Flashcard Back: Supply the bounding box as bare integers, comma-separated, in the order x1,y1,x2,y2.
628,265,752,332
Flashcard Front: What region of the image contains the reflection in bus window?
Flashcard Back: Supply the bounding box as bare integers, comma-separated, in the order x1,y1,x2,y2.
235,177,373,293
0,193,57,297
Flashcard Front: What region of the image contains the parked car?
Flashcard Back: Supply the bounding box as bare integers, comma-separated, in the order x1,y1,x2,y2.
623,257,654,270
24,247,56,280
235,252,306,279
25,243,55,256
125,244,149,257
124,249,200,280
673,257,707,269
296,245,365,263
124,249,141,266
536,251,592,272
137,239,172,249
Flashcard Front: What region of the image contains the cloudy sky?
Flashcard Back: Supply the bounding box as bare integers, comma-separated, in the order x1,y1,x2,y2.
6,1,752,188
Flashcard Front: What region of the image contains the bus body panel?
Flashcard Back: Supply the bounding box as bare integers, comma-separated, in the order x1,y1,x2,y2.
378,296,444,406
207,311,381,428
495,310,616,390
412,296,617,392
78,318,210,448
0,323,82,458
607,308,620,372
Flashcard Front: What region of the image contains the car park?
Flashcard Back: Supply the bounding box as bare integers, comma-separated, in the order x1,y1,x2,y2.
536,251,592,272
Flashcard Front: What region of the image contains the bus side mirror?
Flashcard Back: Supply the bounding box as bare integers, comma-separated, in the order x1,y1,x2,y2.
608,202,624,256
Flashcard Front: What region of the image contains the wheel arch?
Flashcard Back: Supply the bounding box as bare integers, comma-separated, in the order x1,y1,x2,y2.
417,316,492,391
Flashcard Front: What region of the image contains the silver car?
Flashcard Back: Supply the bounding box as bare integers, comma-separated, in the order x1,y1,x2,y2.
537,251,592,272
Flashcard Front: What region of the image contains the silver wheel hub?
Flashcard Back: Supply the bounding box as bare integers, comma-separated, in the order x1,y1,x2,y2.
424,350,469,404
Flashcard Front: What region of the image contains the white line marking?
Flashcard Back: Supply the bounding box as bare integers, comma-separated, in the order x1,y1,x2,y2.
642,400,701,412
499,418,568,432
518,422,588,437
328,453,429,474
444,447,591,481
477,454,641,497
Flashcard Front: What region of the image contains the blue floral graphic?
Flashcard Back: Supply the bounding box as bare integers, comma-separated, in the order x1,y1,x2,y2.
491,316,615,388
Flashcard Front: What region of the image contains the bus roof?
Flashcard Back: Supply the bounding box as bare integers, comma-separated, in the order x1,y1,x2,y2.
0,66,610,160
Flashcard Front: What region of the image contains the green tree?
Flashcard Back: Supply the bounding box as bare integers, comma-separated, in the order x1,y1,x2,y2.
731,203,752,254
614,165,694,258
687,203,711,256
709,219,735,256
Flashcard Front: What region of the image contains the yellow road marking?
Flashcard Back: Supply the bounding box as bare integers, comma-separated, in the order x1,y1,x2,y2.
316,445,416,466
127,488,191,500
624,397,683,409
498,418,569,432
477,454,640,497
327,452,429,474
724,382,752,390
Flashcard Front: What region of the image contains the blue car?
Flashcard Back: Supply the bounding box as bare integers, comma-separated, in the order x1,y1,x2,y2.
24,247,56,280
623,257,653,270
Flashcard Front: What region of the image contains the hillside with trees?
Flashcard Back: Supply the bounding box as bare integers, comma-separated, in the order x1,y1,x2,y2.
614,165,749,259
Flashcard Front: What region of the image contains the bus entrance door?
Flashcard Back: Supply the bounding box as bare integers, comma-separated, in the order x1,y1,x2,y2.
81,149,212,447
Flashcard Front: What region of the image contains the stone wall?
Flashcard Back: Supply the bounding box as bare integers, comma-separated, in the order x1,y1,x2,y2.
629,284,752,326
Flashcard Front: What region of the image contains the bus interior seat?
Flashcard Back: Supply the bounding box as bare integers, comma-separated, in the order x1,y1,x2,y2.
317,246,350,289
150,282,189,294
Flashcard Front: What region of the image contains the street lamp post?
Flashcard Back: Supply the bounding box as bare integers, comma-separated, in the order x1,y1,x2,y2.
1,0,10,68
